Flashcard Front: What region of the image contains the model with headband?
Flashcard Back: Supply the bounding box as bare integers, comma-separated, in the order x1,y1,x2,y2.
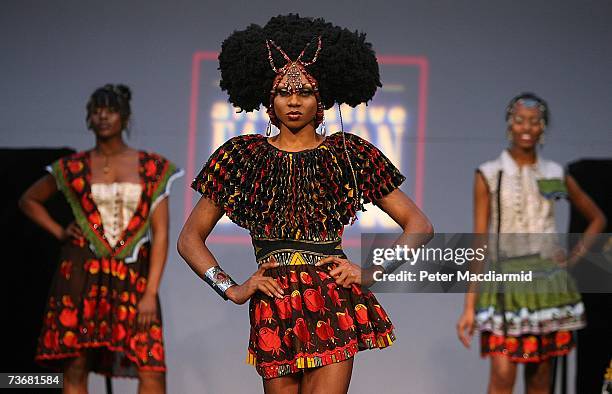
178,14,433,393
456,93,606,393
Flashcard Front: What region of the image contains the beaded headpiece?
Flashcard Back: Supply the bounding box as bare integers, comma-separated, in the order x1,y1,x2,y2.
505,93,549,127
218,15,381,114
265,36,325,127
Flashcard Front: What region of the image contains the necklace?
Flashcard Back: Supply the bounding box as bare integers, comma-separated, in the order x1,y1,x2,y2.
96,146,129,174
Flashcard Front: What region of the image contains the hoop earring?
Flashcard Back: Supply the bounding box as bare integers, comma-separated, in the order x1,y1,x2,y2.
538,133,545,147
506,129,513,141
266,119,272,137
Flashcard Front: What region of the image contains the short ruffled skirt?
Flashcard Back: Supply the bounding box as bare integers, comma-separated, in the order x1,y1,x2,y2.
35,239,166,377
246,239,395,379
476,256,585,362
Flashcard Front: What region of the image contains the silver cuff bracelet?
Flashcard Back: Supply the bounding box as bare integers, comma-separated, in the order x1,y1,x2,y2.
379,259,405,274
204,266,237,300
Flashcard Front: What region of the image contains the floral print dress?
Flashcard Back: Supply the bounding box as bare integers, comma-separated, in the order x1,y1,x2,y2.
35,151,182,377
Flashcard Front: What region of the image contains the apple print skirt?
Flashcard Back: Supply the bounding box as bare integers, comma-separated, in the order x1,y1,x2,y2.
34,238,166,377
246,239,395,379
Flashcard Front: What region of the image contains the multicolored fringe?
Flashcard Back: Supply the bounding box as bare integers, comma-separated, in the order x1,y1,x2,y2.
375,332,395,348
247,331,395,379
481,331,574,363
192,132,405,242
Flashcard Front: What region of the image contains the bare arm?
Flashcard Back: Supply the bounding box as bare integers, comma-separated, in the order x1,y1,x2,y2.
145,198,170,296
317,188,434,287
137,198,170,330
371,189,435,279
177,196,225,280
457,171,490,348
19,174,80,240
465,171,490,308
472,171,491,234
177,196,282,304
377,188,435,241
565,174,607,265
373,188,435,266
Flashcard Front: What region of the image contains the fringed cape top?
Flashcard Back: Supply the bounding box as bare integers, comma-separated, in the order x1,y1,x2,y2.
191,132,405,241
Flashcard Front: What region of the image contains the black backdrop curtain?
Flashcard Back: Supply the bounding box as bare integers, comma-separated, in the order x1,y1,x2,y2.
0,148,74,392
568,159,612,394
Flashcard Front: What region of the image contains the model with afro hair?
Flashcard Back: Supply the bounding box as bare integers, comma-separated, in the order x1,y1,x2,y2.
219,14,381,112
180,14,433,394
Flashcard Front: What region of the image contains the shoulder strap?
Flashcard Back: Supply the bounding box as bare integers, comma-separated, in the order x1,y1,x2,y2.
496,170,503,234
495,170,508,337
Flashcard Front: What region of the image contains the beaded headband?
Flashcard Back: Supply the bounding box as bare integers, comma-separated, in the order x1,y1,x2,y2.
266,36,322,92
506,97,548,127
514,98,546,113
265,36,325,127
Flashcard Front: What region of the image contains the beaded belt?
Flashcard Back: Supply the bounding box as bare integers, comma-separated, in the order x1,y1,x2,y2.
252,238,346,266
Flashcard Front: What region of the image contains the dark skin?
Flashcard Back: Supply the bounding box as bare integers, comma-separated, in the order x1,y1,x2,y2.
19,106,169,394
178,72,434,394
455,104,607,394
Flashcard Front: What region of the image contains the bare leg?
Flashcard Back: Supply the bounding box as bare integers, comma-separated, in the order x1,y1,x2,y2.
488,355,517,394
137,371,166,394
524,359,552,394
63,354,89,394
301,358,354,394
263,373,301,394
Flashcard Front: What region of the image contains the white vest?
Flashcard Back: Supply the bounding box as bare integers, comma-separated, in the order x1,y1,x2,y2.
478,150,566,258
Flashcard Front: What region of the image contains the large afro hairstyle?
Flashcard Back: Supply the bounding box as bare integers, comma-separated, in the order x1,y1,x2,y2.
218,14,382,112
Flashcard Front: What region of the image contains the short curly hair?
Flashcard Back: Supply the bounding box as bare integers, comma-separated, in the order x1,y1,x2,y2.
218,14,381,112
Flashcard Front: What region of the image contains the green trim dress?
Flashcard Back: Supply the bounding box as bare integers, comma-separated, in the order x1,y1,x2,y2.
476,150,585,362
35,150,183,377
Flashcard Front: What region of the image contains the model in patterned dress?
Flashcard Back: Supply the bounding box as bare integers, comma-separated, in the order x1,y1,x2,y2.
178,15,433,394
20,84,183,393
456,93,606,394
